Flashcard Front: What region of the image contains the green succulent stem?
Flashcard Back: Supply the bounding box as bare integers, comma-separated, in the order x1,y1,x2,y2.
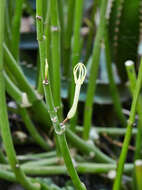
11,0,23,61
104,23,127,127
63,0,75,76
50,0,62,119
83,0,108,140
113,58,142,190
125,61,142,190
84,0,99,63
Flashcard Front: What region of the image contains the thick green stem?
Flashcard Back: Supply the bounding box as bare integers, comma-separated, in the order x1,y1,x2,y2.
113,58,142,190
83,0,108,140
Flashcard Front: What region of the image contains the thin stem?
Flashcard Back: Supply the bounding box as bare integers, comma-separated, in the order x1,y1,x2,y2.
0,150,7,164
63,0,75,76
113,58,142,190
75,126,137,136
4,71,30,106
84,0,98,63
125,61,142,160
21,157,59,168
104,23,127,127
66,129,114,163
135,160,142,190
83,0,108,140
11,0,23,61
125,61,142,189
50,0,62,119
2,163,133,176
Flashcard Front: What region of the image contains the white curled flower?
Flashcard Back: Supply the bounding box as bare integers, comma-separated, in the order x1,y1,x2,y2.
67,62,87,119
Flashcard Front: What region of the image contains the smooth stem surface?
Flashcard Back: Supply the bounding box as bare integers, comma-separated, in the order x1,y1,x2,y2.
36,0,44,95
76,126,137,136
11,0,23,61
0,150,7,164
126,62,142,159
4,71,23,105
84,0,98,63
125,62,142,189
50,0,62,119
3,163,133,176
113,58,142,190
63,0,75,76
104,23,127,127
83,0,108,140
0,1,39,189
135,161,142,190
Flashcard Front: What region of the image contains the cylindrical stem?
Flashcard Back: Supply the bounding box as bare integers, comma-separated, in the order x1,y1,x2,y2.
113,58,142,190
83,0,108,140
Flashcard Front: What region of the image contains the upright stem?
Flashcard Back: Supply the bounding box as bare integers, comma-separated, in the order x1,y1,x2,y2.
83,0,108,140
84,0,98,64
113,58,142,190
50,0,62,119
63,0,75,76
104,23,127,127
0,1,39,189
125,61,142,189
11,0,23,61
36,2,86,188
125,61,142,160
